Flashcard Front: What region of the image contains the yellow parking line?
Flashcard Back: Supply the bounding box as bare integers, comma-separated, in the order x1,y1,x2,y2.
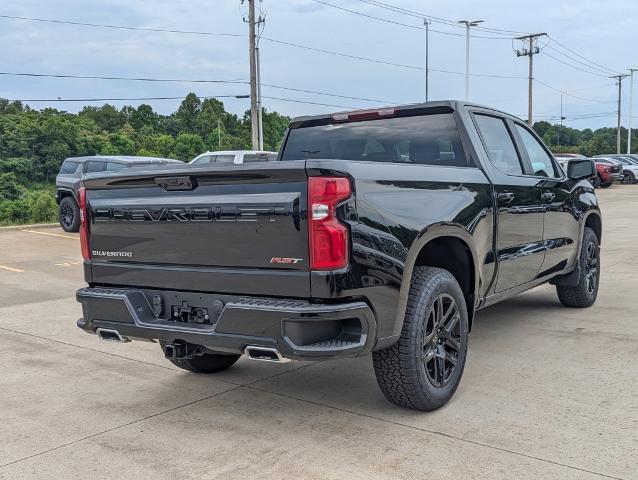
21,229,78,240
0,264,24,273
55,261,83,267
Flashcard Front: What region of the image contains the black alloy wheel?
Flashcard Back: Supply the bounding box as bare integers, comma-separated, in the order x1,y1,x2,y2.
60,201,74,229
58,196,80,232
422,293,462,388
584,240,599,295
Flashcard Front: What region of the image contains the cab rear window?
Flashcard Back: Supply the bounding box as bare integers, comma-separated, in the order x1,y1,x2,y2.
281,113,470,167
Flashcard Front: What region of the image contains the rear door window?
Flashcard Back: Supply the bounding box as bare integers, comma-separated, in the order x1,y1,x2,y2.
191,155,212,164
281,113,470,167
85,160,106,173
60,160,79,174
474,114,523,175
106,162,126,172
214,155,236,163
243,153,276,163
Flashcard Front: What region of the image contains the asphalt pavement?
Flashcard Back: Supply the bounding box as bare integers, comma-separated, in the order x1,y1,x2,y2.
0,186,636,480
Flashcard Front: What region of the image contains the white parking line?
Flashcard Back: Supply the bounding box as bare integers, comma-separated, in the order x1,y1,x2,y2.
0,264,24,273
21,229,78,240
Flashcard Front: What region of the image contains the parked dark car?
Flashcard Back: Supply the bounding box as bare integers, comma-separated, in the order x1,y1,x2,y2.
56,156,183,232
74,101,601,411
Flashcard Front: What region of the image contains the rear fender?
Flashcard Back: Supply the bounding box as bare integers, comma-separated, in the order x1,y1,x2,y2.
391,223,480,339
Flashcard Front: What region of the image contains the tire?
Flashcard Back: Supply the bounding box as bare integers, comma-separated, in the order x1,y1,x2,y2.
556,227,600,308
160,341,240,373
373,267,469,411
623,171,636,184
59,196,80,232
600,182,612,188
591,175,601,188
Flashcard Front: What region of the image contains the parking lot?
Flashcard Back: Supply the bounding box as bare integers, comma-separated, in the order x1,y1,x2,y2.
0,186,636,480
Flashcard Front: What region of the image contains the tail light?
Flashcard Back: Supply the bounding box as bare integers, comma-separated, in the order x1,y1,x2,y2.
308,177,351,270
78,187,91,260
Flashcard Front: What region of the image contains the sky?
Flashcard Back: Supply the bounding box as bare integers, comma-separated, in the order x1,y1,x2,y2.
1,0,636,129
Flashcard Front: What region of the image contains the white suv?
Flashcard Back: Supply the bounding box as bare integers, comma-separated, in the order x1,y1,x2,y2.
190,150,278,165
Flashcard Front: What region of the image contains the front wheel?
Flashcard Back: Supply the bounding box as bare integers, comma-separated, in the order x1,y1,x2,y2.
556,227,600,308
373,267,468,411
600,182,612,188
160,341,240,373
622,172,636,184
590,175,601,188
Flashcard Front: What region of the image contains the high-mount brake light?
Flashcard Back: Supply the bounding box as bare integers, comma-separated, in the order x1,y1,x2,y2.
78,187,91,260
331,108,396,123
308,177,351,270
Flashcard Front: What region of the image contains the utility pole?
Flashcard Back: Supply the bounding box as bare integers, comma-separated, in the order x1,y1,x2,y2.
610,74,628,154
628,69,637,154
458,20,483,100
256,45,264,150
245,0,259,149
558,93,563,148
218,119,222,150
514,33,547,125
424,19,430,101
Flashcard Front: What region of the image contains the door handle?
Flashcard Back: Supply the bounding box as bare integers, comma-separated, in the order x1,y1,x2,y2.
541,192,555,202
498,192,515,204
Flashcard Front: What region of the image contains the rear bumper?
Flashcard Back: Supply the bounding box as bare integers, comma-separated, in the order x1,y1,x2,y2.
76,287,377,361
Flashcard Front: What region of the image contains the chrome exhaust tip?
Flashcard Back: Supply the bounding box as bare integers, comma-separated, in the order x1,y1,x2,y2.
96,328,130,343
244,346,290,363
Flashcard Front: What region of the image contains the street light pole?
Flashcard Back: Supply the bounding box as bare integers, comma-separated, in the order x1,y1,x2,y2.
458,20,483,100
424,18,430,101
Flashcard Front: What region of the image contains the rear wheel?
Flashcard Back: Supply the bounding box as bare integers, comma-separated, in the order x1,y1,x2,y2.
373,267,468,411
59,196,80,232
160,341,240,373
557,227,600,308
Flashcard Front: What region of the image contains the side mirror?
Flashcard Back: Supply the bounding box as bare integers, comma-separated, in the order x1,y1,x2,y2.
567,159,595,180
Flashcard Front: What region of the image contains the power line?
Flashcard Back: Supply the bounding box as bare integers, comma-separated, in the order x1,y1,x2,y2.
0,14,244,37
6,94,359,110
6,95,248,102
0,71,398,103
542,51,610,78
350,0,529,36
547,35,619,75
259,36,421,69
534,79,616,104
307,0,510,39
544,44,617,76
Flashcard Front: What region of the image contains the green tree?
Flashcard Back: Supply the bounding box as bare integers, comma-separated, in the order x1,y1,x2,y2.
173,133,205,161
0,173,22,201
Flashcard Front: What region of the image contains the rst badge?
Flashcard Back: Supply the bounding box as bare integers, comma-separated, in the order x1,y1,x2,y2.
270,257,303,264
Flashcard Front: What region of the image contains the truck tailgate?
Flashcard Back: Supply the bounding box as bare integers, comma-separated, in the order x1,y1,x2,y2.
83,161,310,297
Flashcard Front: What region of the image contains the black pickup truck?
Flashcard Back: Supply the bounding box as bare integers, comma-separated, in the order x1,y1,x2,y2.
76,101,601,411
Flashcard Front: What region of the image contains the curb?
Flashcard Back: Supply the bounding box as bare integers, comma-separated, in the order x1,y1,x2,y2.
0,223,59,232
